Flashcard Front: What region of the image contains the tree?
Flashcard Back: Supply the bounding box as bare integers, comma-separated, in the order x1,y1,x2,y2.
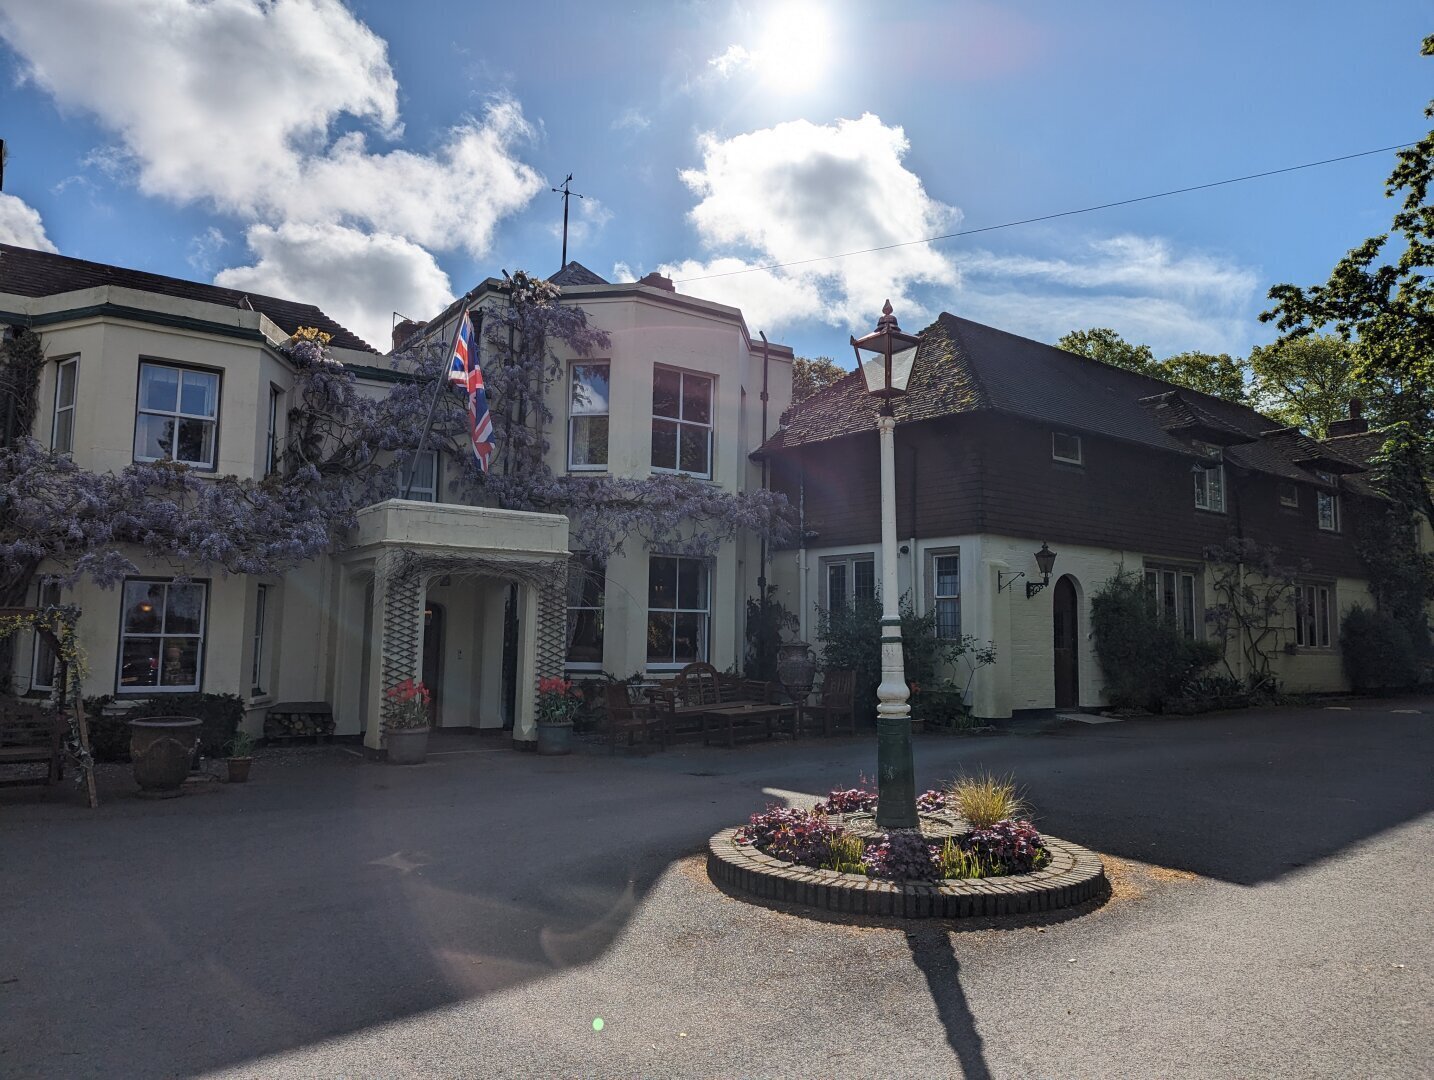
1055,328,1156,374
791,355,847,403
1159,351,1249,404
1246,334,1362,437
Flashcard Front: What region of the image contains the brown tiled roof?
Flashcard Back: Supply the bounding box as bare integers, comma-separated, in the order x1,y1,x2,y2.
769,311,1366,485
1321,429,1387,466
1138,390,1254,446
0,242,377,352
549,261,609,286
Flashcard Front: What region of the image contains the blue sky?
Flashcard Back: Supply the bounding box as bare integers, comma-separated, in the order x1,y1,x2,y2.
0,1,1429,358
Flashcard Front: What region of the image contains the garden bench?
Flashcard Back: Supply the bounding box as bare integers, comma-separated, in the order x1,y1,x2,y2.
650,663,782,743
0,698,66,786
603,683,665,751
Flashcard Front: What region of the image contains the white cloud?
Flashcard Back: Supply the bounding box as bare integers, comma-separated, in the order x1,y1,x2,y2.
707,44,754,78
186,226,228,273
215,223,454,352
610,107,651,133
548,196,613,256
0,0,542,330
666,114,959,331
0,193,57,251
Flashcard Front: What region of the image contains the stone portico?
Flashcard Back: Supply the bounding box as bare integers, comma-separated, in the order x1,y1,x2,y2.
338,500,569,751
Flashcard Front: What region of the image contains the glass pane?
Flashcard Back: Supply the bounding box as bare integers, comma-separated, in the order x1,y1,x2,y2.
411,451,436,492
54,409,74,455
570,415,609,467
122,581,165,633
674,612,704,664
57,361,77,408
935,555,959,597
566,609,604,664
648,557,676,609
139,365,179,412
677,558,706,611
828,564,847,610
652,368,681,419
936,597,960,639
135,414,175,460
678,423,709,475
1208,467,1224,511
165,583,205,635
646,612,674,663
1179,575,1196,639
651,419,677,470
1162,572,1177,625
1318,589,1331,647
176,419,215,465
853,560,876,602
571,364,610,415
120,638,161,687
159,638,200,687
180,371,218,417
681,373,712,424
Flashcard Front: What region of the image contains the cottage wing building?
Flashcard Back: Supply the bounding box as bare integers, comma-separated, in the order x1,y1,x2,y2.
761,311,1392,717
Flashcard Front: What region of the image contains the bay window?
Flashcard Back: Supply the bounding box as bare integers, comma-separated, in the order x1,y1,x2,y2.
52,357,78,455
647,555,709,667
651,368,713,477
134,362,220,469
569,362,610,470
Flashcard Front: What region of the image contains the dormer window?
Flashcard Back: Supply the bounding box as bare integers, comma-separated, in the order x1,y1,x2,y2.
1278,482,1299,508
1193,444,1225,513
1052,432,1083,465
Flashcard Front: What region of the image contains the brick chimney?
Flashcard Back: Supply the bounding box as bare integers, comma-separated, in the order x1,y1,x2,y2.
391,318,427,352
1326,397,1368,437
637,271,676,292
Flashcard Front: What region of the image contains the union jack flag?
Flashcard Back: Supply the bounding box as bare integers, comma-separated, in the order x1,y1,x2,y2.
447,311,495,473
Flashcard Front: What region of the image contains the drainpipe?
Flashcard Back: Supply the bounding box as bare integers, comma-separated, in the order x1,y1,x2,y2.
757,333,770,672
797,459,809,643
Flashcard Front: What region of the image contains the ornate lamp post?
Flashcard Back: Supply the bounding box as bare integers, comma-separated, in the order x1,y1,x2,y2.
851,300,921,830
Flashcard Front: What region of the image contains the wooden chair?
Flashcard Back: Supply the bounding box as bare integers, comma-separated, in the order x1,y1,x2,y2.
0,698,66,786
604,683,665,751
810,669,857,736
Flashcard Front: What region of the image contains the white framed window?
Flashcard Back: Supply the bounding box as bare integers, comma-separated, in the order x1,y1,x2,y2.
565,554,605,669
569,361,610,471
134,361,220,469
647,555,709,667
30,580,61,691
407,450,441,502
823,555,876,611
52,357,78,455
1193,454,1225,513
1295,583,1332,648
929,550,961,639
1278,482,1299,508
1145,566,1199,639
251,584,269,696
265,385,282,476
651,367,713,477
117,578,208,692
1052,432,1083,465
1317,488,1339,531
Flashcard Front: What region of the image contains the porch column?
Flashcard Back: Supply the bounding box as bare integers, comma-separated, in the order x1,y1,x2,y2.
513,560,568,745
364,549,426,751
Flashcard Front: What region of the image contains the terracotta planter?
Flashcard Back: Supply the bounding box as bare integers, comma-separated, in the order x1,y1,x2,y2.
385,726,430,765
128,717,201,798
227,757,253,783
536,720,573,756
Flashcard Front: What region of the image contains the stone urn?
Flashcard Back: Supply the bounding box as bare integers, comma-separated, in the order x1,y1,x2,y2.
775,640,818,705
385,726,431,765
128,717,201,798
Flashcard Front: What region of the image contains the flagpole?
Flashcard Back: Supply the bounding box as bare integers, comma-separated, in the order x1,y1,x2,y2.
401,303,477,499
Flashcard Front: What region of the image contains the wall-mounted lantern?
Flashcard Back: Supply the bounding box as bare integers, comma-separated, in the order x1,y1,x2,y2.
998,542,1058,598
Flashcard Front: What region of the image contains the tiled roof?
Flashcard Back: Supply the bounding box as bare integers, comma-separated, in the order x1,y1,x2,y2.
0,242,377,353
549,261,609,286
771,311,1367,484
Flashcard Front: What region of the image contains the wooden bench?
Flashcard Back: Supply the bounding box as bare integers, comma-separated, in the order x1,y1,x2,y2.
0,698,66,786
650,663,782,743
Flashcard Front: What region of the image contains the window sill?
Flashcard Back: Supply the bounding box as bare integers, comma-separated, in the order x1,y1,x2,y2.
567,465,609,475
249,694,273,707
650,466,715,483
1051,457,1084,469
115,687,202,696
1193,506,1227,516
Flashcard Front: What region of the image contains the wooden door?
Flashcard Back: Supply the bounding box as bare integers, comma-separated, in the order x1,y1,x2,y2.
422,603,444,727
1052,576,1079,709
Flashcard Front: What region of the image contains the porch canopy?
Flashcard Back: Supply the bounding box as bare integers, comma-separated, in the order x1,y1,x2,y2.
342,500,569,750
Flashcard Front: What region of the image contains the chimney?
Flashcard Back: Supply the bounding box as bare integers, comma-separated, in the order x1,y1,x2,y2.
391,318,427,352
1326,397,1369,438
637,271,676,292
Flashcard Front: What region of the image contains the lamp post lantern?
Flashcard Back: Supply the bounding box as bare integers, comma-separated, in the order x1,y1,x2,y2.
851,300,921,830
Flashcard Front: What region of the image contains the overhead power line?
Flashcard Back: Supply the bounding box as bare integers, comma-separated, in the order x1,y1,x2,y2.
671,140,1421,284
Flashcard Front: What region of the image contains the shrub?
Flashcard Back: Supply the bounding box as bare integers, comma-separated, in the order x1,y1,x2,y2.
822,833,867,874
815,594,883,721
744,586,798,682
936,837,985,879
861,829,939,881
735,805,840,867
916,788,948,813
1341,605,1420,692
815,787,878,814
961,819,1050,876
1091,570,1222,711
949,771,1027,829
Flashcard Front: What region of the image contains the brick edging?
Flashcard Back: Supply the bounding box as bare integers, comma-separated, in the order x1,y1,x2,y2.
706,828,1105,918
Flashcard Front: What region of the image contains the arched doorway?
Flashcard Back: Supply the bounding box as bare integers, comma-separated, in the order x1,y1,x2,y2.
1052,576,1080,709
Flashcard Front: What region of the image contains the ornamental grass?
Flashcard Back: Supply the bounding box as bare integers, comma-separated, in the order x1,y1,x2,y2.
948,770,1028,829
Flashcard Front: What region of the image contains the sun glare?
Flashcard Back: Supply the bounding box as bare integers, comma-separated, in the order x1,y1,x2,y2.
757,1,833,93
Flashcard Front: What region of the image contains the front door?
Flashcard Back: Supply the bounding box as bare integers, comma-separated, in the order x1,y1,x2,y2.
422,603,444,727
1053,576,1079,709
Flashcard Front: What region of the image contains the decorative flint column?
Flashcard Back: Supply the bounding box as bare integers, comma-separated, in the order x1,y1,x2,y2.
874,412,918,829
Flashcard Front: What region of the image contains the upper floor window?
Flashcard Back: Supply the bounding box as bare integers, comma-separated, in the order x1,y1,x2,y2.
930,551,961,639
1295,582,1332,648
265,385,282,476
651,368,713,478
407,450,441,502
1052,432,1083,465
1193,447,1225,513
1145,566,1199,639
565,554,606,669
1315,473,1339,531
647,555,709,667
134,362,219,469
118,578,208,692
31,580,61,691
569,362,610,471
824,555,876,611
1278,482,1299,508
52,357,78,455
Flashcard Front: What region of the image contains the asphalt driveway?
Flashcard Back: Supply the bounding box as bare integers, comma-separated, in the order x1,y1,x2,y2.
2,700,1431,1078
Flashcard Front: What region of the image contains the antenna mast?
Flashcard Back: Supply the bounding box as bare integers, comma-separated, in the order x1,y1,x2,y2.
551,174,585,267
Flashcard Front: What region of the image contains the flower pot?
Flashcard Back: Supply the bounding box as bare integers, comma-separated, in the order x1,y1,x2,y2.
128,717,201,798
775,640,817,703
385,726,430,765
536,720,573,756
227,757,253,783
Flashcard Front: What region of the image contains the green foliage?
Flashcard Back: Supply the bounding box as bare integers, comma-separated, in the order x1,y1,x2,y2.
744,585,799,681
0,327,45,451
1247,334,1362,437
948,771,1028,829
814,594,884,720
1057,328,1156,373
228,729,257,758
791,356,848,403
822,833,868,875
82,692,244,761
936,838,985,880
1341,605,1422,692
1354,499,1434,656
1090,570,1222,711
1204,537,1304,696
1160,351,1249,403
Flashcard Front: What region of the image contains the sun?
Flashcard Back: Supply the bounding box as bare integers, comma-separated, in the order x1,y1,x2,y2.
756,1,834,94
